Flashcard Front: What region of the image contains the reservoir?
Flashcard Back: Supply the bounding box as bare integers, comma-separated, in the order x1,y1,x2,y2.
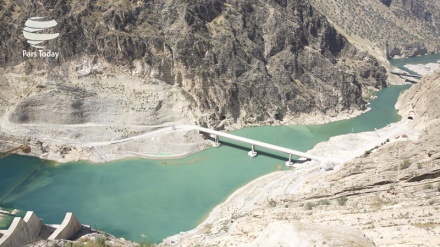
0,83,409,243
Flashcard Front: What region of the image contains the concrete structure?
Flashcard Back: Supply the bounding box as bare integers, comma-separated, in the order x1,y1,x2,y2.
23,212,43,241
48,213,82,240
390,70,422,79
212,135,221,147
177,125,323,164
0,212,42,247
0,212,85,247
248,145,258,157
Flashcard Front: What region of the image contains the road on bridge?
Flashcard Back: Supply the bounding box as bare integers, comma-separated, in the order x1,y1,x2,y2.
176,125,323,162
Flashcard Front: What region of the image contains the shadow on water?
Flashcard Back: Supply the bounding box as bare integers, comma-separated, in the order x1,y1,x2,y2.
0,208,26,229
219,140,297,162
0,155,48,203
0,214,14,229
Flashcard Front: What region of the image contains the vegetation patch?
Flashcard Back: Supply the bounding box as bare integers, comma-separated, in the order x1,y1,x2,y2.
337,197,348,206
423,183,434,190
400,159,411,170
269,199,277,207
66,237,107,247
363,146,379,157
304,199,331,210
414,223,437,229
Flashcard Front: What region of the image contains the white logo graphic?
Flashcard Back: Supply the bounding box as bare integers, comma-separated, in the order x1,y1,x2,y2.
23,17,59,49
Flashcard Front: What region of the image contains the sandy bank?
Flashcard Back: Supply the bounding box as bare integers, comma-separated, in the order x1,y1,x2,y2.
404,61,440,76
0,121,211,164
280,107,369,126
221,105,374,132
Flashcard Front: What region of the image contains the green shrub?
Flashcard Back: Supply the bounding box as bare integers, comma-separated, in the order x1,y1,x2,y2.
337,197,348,206
269,199,277,207
363,150,371,157
318,199,331,206
400,159,411,170
305,202,315,210
138,237,155,247
66,242,85,247
95,237,107,247
424,184,433,190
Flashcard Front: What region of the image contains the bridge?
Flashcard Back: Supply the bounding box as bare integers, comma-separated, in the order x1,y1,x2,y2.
176,125,323,166
390,71,422,79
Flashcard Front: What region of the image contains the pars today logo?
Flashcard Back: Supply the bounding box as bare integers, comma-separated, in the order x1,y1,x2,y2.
22,17,60,59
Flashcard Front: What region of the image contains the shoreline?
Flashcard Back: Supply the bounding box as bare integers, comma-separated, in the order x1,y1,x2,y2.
281,106,371,126
390,52,440,60
404,62,440,76
0,125,211,164
162,117,418,246
0,105,372,164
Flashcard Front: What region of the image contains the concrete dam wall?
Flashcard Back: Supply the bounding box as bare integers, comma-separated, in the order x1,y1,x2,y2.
0,211,86,247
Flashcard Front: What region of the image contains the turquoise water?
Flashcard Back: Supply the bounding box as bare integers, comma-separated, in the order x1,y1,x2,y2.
0,85,409,243
391,53,440,75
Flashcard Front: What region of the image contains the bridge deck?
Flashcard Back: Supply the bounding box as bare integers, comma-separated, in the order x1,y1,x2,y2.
178,125,322,161
390,71,421,79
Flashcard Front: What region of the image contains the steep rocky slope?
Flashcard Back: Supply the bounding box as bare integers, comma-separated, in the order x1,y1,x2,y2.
0,0,387,130
309,0,440,59
163,71,440,246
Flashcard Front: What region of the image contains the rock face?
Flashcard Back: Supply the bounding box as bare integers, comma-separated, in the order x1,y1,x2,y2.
397,70,440,130
0,0,387,128
309,0,440,59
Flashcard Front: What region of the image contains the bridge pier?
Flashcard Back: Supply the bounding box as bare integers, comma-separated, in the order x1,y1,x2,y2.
285,154,294,167
212,135,221,148
248,144,258,157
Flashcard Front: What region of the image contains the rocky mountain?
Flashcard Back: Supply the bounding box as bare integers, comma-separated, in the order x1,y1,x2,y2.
309,0,440,59
0,0,387,129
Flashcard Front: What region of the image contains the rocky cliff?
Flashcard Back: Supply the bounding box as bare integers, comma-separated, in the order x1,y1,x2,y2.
309,0,440,59
0,0,387,129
